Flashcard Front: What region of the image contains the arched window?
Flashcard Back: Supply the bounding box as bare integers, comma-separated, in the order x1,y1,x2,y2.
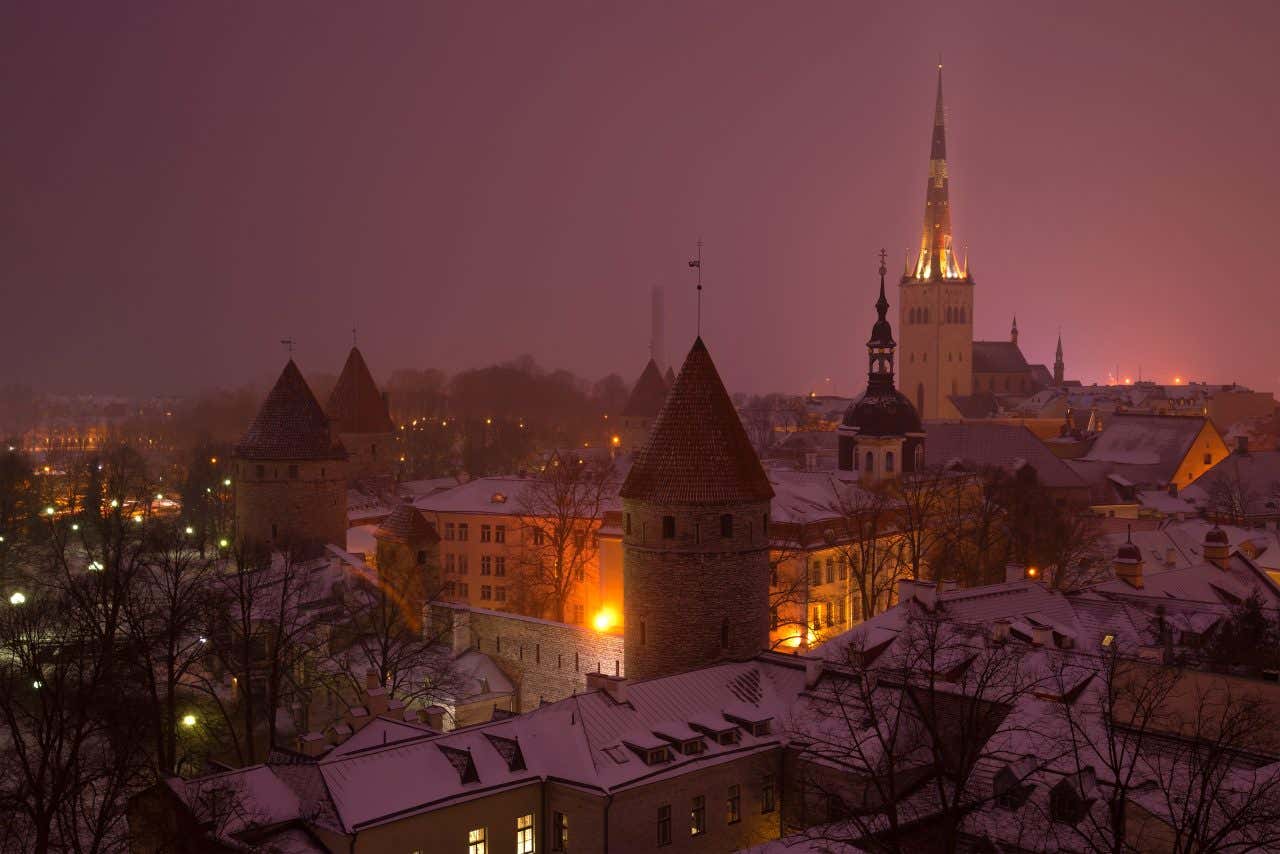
885,451,895,473
864,452,874,473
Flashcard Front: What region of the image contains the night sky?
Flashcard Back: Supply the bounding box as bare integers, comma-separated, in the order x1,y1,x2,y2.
3,1,1278,397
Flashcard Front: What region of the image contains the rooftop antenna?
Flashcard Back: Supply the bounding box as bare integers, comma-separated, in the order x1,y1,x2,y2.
688,238,704,337
280,338,295,357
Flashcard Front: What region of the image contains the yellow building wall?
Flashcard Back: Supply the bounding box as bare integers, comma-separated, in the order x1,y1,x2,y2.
1170,421,1231,487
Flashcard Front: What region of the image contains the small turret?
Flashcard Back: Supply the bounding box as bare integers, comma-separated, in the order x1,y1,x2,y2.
1203,525,1230,570
1114,528,1144,589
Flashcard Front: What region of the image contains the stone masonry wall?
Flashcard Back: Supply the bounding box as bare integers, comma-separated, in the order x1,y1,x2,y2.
428,602,624,711
622,498,772,681
234,457,347,548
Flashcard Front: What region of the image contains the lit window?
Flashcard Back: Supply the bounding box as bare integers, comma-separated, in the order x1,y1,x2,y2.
495,586,506,602
516,814,534,854
480,585,492,601
825,558,835,584
494,525,506,543
552,812,568,851
494,556,506,576
480,524,491,542
690,795,706,835
467,827,487,854
444,523,455,541
480,556,492,576
458,523,469,541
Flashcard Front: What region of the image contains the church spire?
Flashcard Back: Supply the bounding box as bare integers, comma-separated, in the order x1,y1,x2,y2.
907,63,965,282
867,250,897,391
1054,331,1065,386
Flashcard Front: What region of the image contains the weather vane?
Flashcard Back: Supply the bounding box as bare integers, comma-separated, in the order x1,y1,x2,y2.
352,324,358,347
688,238,703,336
280,338,295,356
878,247,887,276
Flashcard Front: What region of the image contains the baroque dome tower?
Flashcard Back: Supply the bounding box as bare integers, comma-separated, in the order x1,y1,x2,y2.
839,254,925,480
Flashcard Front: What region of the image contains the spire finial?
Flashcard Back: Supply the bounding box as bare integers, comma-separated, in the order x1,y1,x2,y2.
351,324,357,347
687,239,704,337
876,249,889,320
280,338,295,356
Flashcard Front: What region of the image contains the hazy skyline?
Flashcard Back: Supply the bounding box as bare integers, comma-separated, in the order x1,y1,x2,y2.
3,1,1278,397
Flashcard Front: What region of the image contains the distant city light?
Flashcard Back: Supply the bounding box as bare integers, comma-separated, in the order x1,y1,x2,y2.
224,478,232,486
9,592,25,606
32,680,42,690
110,499,119,508
71,524,79,531
185,526,194,535
209,457,217,465
133,515,143,524
156,493,163,501
218,538,229,548
45,506,55,516
610,435,621,447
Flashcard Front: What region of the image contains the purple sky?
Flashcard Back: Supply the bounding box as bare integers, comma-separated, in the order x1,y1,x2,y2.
3,1,1278,397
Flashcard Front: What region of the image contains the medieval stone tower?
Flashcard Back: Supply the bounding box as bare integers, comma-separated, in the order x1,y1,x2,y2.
373,502,441,625
838,256,924,480
619,337,775,681
326,346,395,481
898,65,974,420
617,358,670,455
234,359,348,550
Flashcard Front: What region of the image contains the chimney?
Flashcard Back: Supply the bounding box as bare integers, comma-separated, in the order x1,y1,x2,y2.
365,686,389,716
804,657,825,689
586,672,629,704
1168,482,1179,498
1005,563,1028,584
1203,526,1230,569
296,731,327,757
1237,436,1250,455
1113,537,1144,589
423,705,447,731
991,619,1011,643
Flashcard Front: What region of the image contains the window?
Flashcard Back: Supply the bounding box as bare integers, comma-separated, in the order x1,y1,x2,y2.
480,585,492,601
573,604,584,624
458,523,469,541
810,560,821,586
838,556,848,580
457,582,469,597
445,522,455,541
458,555,469,575
727,784,741,824
552,812,568,851
662,515,676,538
494,556,506,576
532,528,544,546
761,774,776,813
720,513,733,538
811,608,821,631
467,827,487,854
625,513,632,535
720,619,729,648
657,805,671,846
494,524,506,543
480,524,491,542
865,451,874,472
690,795,706,835
416,549,427,564
885,451,895,473
516,814,535,854
825,602,834,627
495,586,506,602
1203,453,1212,465
825,557,835,584
480,556,492,575
445,554,455,573
445,581,456,596
837,599,846,624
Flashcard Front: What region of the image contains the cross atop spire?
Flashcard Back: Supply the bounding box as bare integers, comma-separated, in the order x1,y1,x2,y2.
905,63,967,283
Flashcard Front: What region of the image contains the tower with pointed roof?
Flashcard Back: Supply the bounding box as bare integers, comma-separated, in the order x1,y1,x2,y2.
839,256,924,479
619,338,774,681
617,358,670,455
234,359,348,549
372,502,441,625
327,346,395,481
898,64,973,419
1054,333,1065,387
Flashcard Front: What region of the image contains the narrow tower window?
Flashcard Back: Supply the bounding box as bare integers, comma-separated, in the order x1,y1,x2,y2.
864,452,874,473
662,516,675,539
721,619,729,648
720,514,733,538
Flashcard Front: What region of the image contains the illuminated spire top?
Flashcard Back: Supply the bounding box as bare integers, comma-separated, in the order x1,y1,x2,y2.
906,63,967,283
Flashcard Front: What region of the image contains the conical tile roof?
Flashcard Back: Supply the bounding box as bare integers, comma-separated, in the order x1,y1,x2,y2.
621,338,773,505
327,347,394,435
374,503,439,545
235,360,347,461
621,358,670,417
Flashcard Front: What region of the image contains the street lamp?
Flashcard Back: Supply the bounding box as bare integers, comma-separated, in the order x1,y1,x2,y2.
181,714,197,728
9,591,25,606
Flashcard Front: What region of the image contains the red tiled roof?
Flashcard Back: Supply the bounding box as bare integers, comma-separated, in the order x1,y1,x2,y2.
621,359,669,417
620,338,773,505
374,503,439,545
235,360,347,461
327,347,394,435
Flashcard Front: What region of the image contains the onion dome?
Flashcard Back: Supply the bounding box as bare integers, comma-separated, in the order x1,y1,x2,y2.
621,338,773,505
236,360,346,460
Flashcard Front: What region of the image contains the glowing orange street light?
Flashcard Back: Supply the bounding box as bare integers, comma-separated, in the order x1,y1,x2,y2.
610,435,621,447
1026,566,1039,579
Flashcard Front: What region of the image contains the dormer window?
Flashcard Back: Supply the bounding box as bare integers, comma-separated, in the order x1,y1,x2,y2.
491,492,507,504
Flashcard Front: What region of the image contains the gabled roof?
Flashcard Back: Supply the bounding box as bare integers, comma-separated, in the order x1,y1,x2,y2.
374,503,439,545
235,361,347,461
620,358,669,417
1078,413,1214,486
923,421,1087,489
327,347,394,435
972,341,1030,374
621,338,773,505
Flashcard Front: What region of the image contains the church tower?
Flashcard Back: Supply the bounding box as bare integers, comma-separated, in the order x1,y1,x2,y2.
619,338,774,681
1053,333,1065,386
838,255,924,479
898,65,974,419
327,346,395,481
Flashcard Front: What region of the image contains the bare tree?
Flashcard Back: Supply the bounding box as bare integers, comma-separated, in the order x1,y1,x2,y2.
827,479,911,624
893,466,953,583
516,454,617,623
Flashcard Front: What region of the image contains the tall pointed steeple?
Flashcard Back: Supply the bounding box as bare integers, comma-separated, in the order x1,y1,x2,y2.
1011,315,1019,345
1054,332,1065,386
906,64,966,282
